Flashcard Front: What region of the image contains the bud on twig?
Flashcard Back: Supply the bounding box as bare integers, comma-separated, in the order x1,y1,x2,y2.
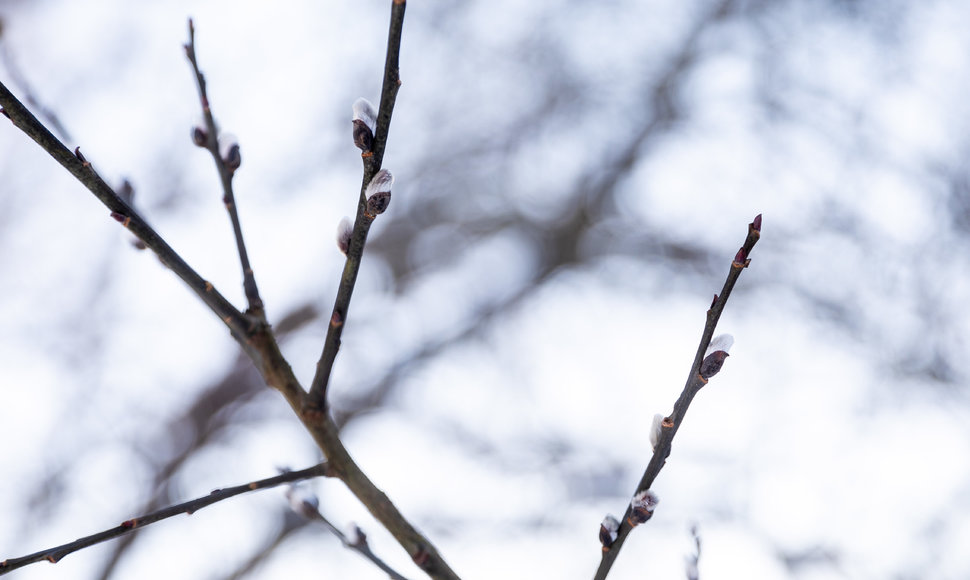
191,126,208,147
364,169,394,216
285,483,321,520
600,515,620,551
752,213,762,232
649,413,664,452
352,98,377,153
733,247,746,266
220,134,241,173
700,334,733,380
628,489,659,526
345,523,368,548
336,216,353,255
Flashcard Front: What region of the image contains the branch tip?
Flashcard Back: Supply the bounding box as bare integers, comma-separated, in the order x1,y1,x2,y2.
752,213,762,232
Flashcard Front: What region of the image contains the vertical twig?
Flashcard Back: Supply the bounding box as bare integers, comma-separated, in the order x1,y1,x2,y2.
184,20,264,317
306,0,406,409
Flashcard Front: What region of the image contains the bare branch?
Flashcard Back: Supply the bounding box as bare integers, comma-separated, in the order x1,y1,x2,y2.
0,80,255,346
594,214,761,579
184,18,264,317
287,484,412,580
0,463,331,575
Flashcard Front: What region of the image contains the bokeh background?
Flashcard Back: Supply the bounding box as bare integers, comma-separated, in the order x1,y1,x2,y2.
2,0,969,578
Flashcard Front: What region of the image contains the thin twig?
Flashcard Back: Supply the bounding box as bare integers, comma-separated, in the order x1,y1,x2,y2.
291,493,412,580
306,0,406,409
594,215,761,580
184,19,264,317
0,80,255,347
0,26,73,143
0,463,330,575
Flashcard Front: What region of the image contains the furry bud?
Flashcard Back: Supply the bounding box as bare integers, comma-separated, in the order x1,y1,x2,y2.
628,490,659,526
352,98,377,153
336,216,353,255
364,169,394,216
700,334,733,380
600,515,620,551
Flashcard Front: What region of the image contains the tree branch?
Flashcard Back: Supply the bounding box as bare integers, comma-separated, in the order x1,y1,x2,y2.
0,463,330,575
0,81,256,347
184,18,264,317
306,0,406,409
594,214,762,579
2,3,460,577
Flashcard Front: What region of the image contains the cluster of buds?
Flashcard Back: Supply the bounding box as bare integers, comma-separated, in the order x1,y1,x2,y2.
352,97,377,155
700,333,733,380
599,515,620,551
364,169,394,217
628,489,659,527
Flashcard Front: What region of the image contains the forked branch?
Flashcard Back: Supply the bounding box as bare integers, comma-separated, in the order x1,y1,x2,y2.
184,19,264,317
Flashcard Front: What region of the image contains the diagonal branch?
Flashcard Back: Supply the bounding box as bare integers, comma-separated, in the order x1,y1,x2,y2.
0,463,331,575
184,19,264,317
594,214,762,580
0,81,255,346
306,0,406,410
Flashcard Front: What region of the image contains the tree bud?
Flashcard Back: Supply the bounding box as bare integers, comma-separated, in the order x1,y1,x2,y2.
700,334,733,380
336,216,353,255
352,98,377,153
364,169,394,216
191,126,208,147
219,134,241,172
628,489,659,526
600,515,620,551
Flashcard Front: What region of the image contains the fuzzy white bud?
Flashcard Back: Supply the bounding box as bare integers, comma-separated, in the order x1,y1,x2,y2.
285,484,320,520
649,413,664,452
352,98,377,134
364,169,394,216
336,216,353,255
705,334,734,357
599,515,620,550
628,489,659,526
